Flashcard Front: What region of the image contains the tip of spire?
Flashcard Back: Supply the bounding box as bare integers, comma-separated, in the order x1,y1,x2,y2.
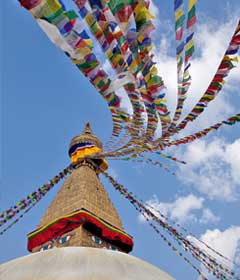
83,122,92,134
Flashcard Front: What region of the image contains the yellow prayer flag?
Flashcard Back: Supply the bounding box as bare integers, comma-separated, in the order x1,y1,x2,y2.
232,56,239,63
175,8,184,21
85,13,95,27
188,0,197,11
154,98,167,105
185,39,194,51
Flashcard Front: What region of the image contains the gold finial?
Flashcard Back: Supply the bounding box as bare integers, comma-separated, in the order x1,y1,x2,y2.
69,123,103,154
68,122,108,172
83,122,92,135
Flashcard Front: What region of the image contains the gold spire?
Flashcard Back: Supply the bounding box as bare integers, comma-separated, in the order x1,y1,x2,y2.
83,122,92,134
69,122,103,152
68,123,108,172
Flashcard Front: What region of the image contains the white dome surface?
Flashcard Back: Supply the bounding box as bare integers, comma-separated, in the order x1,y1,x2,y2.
0,247,174,280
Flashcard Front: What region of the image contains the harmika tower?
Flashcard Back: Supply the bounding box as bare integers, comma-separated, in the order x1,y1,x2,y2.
27,123,133,254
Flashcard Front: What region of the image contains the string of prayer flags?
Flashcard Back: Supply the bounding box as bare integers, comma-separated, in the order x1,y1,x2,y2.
0,164,74,227
74,0,147,138
19,0,240,155
107,0,135,25
82,0,160,142
172,0,198,124
109,155,175,175
144,202,240,268
133,2,172,133
185,0,197,66
100,2,160,140
104,130,131,153
101,108,240,159
168,113,240,147
139,209,208,280
19,0,130,142
155,151,186,164
174,0,185,83
176,20,240,132
103,171,240,280
0,203,37,236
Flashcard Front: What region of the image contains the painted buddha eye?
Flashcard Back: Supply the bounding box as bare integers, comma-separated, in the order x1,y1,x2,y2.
40,244,52,251
59,235,71,244
109,245,117,251
92,235,102,244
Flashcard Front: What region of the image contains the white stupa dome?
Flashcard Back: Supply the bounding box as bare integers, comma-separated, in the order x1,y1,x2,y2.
0,247,174,280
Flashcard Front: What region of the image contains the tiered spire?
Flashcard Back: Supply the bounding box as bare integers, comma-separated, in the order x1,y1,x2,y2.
27,123,133,253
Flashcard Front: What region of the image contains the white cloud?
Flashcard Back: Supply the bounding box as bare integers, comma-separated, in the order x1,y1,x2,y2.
199,208,220,225
138,194,219,225
115,88,133,114
176,138,240,201
202,227,240,261
225,139,240,183
149,0,159,17
149,0,160,29
190,226,240,276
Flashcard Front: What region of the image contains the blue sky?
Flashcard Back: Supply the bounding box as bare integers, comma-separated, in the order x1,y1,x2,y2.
1,1,240,279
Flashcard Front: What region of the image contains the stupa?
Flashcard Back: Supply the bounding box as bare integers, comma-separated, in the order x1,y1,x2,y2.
0,123,174,280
